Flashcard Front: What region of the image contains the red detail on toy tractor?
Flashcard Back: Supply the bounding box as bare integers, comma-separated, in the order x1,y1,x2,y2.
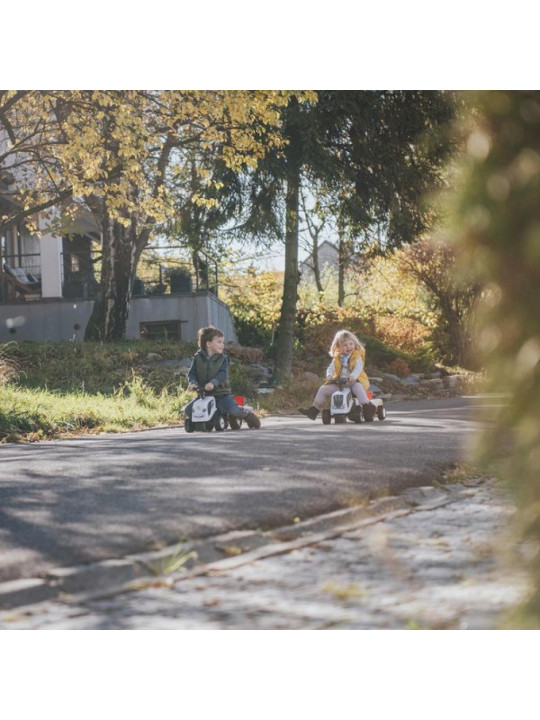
367,391,373,400
234,395,245,406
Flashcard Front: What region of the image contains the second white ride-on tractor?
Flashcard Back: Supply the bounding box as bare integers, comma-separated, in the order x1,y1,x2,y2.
322,381,386,425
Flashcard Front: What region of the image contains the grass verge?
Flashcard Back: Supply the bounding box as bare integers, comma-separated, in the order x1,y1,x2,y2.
0,378,192,442
256,378,322,415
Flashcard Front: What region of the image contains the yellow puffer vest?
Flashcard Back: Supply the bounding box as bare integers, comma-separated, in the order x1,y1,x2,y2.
325,348,370,390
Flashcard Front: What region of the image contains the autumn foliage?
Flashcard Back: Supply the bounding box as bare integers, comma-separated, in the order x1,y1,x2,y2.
396,237,481,367
1,91,307,340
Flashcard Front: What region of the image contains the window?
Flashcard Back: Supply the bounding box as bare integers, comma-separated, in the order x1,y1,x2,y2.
139,320,183,341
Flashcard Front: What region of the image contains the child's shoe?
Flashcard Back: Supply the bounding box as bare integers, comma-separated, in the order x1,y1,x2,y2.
362,402,376,422
299,406,319,421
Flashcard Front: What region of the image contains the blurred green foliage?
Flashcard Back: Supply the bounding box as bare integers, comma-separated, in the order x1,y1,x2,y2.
452,90,540,627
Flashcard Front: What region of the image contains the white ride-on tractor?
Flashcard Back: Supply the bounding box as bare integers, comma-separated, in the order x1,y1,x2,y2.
184,390,246,432
322,380,386,425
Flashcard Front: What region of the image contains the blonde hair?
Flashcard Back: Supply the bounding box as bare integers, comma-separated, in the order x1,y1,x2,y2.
329,329,364,356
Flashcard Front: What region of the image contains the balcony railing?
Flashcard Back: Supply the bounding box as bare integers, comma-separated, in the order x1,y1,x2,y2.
61,247,218,299
1,253,42,302
0,248,219,303
135,248,218,297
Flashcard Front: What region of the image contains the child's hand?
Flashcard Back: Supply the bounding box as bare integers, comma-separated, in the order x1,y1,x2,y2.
204,382,215,391
188,383,198,392
348,375,356,384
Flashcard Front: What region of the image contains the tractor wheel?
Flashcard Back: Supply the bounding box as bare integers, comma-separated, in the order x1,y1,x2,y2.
214,415,227,431
377,406,387,421
229,416,242,430
184,418,194,433
334,414,346,424
322,409,331,425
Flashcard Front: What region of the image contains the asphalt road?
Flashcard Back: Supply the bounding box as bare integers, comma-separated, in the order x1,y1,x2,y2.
0,396,491,584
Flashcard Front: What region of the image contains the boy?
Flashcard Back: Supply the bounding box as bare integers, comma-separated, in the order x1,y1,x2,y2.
186,326,261,429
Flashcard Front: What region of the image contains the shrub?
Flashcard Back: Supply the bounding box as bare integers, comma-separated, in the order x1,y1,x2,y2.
385,358,411,378
228,363,259,398
361,336,409,369
408,345,437,374
296,305,372,358
232,317,274,351
226,343,264,363
397,237,482,368
372,315,431,354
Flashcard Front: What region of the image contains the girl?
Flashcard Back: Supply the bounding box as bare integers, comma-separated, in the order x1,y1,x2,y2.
299,329,376,421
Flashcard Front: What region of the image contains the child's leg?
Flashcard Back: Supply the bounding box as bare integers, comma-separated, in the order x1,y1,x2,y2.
351,382,376,420
313,384,337,409
299,384,336,420
216,394,261,428
216,394,244,418
350,382,369,405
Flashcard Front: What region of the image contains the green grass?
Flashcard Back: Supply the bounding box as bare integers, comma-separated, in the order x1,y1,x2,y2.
0,339,277,442
0,378,192,442
3,339,198,393
0,336,470,442
0,340,199,441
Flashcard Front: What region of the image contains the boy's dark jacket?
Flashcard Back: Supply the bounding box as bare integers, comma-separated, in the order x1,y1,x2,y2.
187,350,231,396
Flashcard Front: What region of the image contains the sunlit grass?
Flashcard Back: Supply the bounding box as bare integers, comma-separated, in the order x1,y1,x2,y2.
0,379,192,442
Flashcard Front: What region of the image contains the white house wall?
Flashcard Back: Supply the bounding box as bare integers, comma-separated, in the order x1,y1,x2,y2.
39,232,63,298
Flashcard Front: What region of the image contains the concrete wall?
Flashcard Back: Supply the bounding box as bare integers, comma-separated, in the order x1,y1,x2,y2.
0,293,237,343
126,294,237,342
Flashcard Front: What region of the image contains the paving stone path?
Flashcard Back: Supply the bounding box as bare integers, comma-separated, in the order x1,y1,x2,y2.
0,479,529,629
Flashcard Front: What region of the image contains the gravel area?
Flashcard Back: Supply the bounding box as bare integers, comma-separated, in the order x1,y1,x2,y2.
0,479,529,630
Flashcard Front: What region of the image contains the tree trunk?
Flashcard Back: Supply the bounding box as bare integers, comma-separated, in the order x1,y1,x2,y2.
440,296,469,368
337,220,346,307
447,308,470,368
275,172,300,382
312,231,323,294
85,216,142,341
274,96,303,383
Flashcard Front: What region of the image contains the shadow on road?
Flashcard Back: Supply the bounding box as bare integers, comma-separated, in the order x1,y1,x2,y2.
0,398,483,583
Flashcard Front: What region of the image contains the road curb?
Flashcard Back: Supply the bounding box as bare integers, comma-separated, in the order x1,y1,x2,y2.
0,578,58,609
0,484,464,612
